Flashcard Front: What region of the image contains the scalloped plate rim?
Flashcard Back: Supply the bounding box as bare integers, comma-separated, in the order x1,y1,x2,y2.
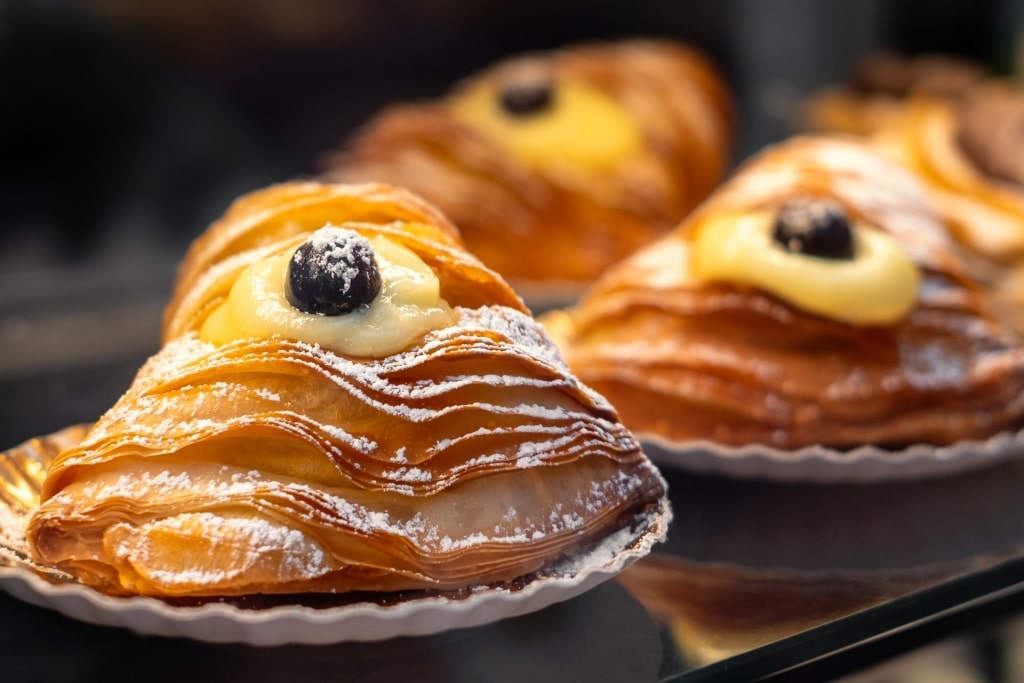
0,427,671,646
638,429,1024,482
0,504,669,645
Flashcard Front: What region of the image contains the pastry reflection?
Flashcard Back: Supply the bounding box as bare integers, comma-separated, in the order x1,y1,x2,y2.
658,462,1024,571
613,459,1024,667
617,554,948,666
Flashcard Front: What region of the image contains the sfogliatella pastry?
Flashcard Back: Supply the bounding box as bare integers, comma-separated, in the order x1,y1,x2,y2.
26,182,669,598
321,39,733,303
543,137,1024,453
871,82,1024,333
801,51,985,137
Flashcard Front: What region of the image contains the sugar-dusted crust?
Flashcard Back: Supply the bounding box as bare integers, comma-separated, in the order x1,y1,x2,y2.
163,181,526,341
27,181,669,598
548,137,1024,450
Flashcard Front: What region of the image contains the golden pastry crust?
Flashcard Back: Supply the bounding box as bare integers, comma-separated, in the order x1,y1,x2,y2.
801,51,985,137
27,181,668,598
321,39,733,297
163,182,525,341
545,137,1024,450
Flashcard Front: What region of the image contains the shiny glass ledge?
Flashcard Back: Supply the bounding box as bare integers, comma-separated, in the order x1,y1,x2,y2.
637,464,1024,681
1,262,1024,682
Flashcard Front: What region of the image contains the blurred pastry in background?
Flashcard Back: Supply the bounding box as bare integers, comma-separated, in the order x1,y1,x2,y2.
800,51,1024,337
872,81,1024,335
321,39,734,307
542,137,1024,459
801,51,985,137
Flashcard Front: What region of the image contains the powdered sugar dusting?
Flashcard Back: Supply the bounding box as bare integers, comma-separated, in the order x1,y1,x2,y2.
67,305,643,497
297,225,376,296
0,502,27,556
108,511,332,588
45,460,661,568
31,297,667,593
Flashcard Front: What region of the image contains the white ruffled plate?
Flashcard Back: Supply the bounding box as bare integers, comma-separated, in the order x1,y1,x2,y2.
639,429,1024,483
0,426,670,646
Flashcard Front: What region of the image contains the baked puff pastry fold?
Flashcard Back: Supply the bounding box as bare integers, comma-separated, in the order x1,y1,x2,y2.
873,83,1024,273
26,182,668,598
321,39,733,299
801,51,985,137
544,137,1024,451
866,83,1024,335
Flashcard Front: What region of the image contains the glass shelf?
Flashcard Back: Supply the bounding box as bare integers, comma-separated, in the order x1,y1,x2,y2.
1,263,1023,682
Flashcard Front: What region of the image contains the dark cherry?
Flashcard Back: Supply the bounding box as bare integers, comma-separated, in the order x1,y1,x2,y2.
286,228,382,316
772,199,855,260
499,80,554,116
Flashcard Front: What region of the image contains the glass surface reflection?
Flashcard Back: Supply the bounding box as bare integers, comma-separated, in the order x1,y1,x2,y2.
612,458,1024,677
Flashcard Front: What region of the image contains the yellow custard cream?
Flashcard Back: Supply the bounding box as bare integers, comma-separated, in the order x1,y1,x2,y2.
201,233,456,357
690,211,920,326
452,81,643,172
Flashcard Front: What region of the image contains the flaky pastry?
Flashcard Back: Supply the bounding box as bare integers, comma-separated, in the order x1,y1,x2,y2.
26,182,668,598
321,39,733,301
804,56,1024,336
868,82,1024,334
543,137,1024,451
801,51,985,137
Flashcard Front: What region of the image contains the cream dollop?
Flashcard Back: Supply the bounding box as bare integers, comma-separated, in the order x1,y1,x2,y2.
200,232,456,357
451,80,643,172
690,211,920,326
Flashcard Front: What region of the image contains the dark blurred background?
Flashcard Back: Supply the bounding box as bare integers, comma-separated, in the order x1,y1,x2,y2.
1,0,1021,269
0,0,1022,444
